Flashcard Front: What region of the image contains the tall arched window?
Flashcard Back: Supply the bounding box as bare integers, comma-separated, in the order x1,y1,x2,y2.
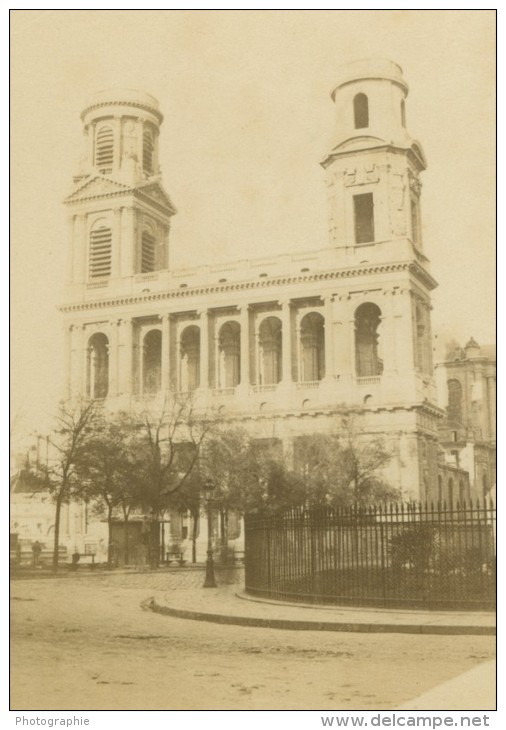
141,228,156,273
438,474,443,504
401,99,406,128
142,330,161,394
218,321,241,388
258,316,282,385
353,93,369,129
95,125,114,174
299,312,325,382
89,220,112,279
87,333,109,399
143,130,154,175
180,326,200,392
355,303,383,377
447,379,463,423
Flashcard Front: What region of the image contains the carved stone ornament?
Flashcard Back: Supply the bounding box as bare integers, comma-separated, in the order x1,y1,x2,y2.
344,164,380,187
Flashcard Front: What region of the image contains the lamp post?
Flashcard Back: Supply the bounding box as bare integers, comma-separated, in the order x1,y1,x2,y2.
203,479,217,588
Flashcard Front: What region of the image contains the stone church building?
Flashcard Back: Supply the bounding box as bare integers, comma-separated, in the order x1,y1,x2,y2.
59,59,443,558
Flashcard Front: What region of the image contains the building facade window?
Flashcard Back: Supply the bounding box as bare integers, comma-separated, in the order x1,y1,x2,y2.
143,130,154,175
353,93,369,129
355,303,383,377
438,474,443,504
95,125,114,174
87,333,109,399
258,316,282,385
142,329,162,394
180,326,200,392
218,321,241,388
401,99,406,128
353,192,375,244
447,379,463,423
89,221,112,279
141,228,156,273
299,312,325,382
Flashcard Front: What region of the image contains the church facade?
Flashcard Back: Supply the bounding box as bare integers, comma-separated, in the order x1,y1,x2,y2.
60,59,442,506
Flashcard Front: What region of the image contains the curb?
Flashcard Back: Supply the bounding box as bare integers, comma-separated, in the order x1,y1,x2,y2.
144,597,496,636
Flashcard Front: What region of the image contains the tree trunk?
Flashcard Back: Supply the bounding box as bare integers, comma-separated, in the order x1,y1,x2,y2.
52,495,63,572
191,509,199,563
107,504,114,567
123,512,130,566
220,508,229,564
149,519,160,569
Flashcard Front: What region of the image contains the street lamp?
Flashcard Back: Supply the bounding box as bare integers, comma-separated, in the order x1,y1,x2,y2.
203,479,217,588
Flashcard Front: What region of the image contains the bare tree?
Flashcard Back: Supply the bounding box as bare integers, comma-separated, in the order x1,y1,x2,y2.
74,410,142,566
292,414,399,507
41,399,98,571
129,393,213,567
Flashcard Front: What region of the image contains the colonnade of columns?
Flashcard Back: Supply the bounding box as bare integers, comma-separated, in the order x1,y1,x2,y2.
66,291,420,401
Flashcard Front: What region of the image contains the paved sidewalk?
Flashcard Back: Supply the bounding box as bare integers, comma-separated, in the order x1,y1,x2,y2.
397,660,496,710
148,577,495,636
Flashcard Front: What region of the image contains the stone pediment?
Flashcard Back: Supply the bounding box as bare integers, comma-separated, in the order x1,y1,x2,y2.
65,176,176,214
135,182,177,214
65,176,133,204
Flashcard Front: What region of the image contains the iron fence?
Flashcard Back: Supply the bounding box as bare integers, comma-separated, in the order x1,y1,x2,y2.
244,501,496,609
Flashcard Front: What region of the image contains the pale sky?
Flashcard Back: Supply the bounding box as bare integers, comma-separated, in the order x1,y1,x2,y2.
10,9,496,437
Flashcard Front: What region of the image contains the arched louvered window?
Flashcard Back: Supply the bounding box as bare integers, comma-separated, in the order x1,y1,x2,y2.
353,93,369,129
89,222,112,279
143,130,154,174
141,229,156,273
95,126,114,174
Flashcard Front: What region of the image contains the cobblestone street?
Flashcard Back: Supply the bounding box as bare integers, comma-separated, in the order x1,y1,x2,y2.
10,570,495,711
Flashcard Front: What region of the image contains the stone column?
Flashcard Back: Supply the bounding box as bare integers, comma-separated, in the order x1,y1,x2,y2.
199,310,209,389
161,314,171,392
111,208,122,279
113,116,122,173
74,214,87,283
120,207,136,277
118,318,133,395
63,324,73,398
137,119,145,168
108,320,120,397
279,300,292,384
323,296,334,380
239,306,250,389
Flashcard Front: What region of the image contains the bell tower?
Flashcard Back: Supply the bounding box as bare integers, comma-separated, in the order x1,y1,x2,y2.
64,89,176,294
322,59,426,264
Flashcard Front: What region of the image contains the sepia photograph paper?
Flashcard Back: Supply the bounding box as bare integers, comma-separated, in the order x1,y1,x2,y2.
9,8,496,722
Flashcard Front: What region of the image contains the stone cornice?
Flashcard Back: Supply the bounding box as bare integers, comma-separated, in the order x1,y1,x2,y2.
65,178,176,216
81,99,163,123
60,259,437,313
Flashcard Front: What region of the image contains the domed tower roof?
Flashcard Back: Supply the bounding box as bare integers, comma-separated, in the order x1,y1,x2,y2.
81,88,163,126
330,58,408,100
